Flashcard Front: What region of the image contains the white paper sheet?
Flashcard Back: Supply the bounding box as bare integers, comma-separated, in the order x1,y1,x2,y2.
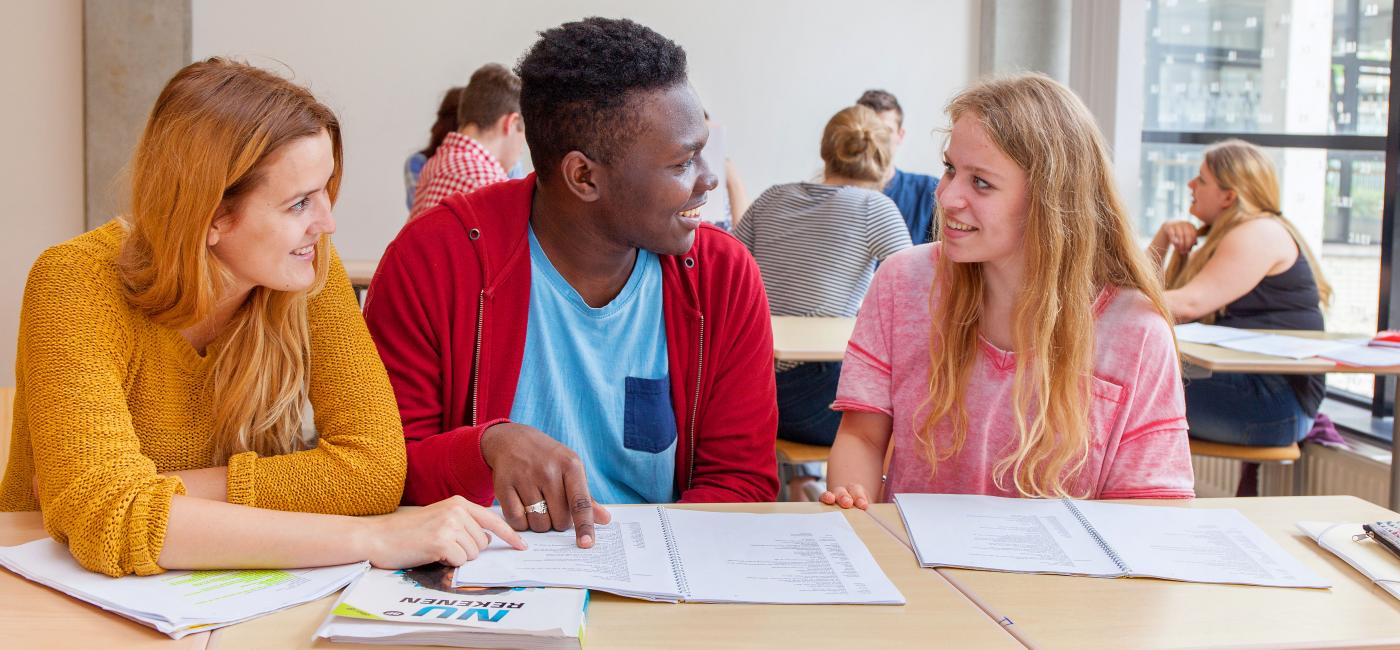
1215,333,1357,360
665,509,905,604
895,494,1329,588
454,507,677,601
1075,501,1329,588
1174,323,1261,344
893,493,1121,576
452,507,904,604
0,538,367,638
1320,343,1400,367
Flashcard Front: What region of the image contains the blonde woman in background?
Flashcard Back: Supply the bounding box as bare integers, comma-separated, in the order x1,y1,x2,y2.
0,58,523,577
823,74,1195,509
1150,140,1329,471
734,105,912,498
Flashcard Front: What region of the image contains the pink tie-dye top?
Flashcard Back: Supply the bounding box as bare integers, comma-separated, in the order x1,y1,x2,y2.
833,244,1195,500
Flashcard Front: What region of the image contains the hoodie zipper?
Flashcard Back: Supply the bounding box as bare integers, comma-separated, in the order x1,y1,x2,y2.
687,313,705,490
471,289,485,427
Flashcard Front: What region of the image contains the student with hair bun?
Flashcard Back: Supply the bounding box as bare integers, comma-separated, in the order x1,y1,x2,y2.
734,105,912,495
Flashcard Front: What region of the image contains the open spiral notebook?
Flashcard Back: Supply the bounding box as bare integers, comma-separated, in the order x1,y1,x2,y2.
451,506,905,605
894,493,1329,588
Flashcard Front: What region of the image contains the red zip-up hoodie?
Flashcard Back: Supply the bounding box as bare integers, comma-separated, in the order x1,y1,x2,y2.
364,176,779,505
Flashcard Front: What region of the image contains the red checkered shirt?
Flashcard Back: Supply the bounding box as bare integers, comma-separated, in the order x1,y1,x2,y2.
408,132,508,220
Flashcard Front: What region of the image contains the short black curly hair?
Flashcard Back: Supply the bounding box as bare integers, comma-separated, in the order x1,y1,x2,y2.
516,17,689,180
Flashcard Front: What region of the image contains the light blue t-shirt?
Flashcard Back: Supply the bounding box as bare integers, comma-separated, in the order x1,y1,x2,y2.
509,226,677,504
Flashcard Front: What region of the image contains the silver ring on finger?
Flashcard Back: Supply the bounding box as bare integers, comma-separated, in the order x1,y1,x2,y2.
525,499,549,515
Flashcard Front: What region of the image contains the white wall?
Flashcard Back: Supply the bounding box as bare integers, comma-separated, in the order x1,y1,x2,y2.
192,0,979,261
0,1,86,387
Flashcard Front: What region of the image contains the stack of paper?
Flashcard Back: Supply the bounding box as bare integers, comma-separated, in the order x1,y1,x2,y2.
0,538,367,638
316,565,587,649
1175,323,1384,363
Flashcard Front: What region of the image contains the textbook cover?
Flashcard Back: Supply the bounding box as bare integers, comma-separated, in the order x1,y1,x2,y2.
315,563,588,649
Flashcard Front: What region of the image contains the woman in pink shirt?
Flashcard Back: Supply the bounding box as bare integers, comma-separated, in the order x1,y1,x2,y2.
821,74,1195,508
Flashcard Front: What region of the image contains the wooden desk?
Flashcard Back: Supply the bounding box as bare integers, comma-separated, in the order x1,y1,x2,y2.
207,503,1021,649
771,316,856,362
0,512,209,650
870,496,1400,650
1177,330,1400,507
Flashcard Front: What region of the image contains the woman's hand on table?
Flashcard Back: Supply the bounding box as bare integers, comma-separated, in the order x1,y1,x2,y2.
820,483,871,510
357,495,527,568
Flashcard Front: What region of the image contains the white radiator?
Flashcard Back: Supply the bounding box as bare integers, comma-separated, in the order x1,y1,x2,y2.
1190,439,1389,506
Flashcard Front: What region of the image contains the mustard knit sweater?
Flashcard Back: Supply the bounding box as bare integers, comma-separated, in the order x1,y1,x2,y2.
0,221,407,576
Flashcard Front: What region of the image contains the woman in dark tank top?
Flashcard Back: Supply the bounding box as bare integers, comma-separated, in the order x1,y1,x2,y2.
1147,139,1331,458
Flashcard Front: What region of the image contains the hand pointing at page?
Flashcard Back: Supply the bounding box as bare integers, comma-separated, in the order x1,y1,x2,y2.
481,422,613,548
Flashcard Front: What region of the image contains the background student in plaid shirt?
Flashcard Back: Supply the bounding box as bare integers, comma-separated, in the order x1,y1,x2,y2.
408,63,527,221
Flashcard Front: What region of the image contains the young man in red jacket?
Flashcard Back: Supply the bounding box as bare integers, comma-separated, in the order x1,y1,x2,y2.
365,17,779,550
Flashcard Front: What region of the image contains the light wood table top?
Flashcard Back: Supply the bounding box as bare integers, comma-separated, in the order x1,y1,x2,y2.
1177,329,1400,374
342,258,378,289
771,316,856,362
208,502,1021,650
0,512,209,650
869,496,1400,650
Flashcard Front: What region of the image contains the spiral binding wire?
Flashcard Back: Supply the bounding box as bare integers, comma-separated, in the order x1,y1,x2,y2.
657,507,691,599
1061,498,1130,573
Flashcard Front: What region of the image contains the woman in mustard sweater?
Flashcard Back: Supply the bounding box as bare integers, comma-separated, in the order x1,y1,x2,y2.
0,58,523,577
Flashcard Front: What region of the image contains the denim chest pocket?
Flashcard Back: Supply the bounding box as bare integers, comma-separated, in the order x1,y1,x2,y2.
623,376,678,454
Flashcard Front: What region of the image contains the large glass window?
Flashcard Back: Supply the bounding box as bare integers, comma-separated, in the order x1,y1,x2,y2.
1142,0,1392,403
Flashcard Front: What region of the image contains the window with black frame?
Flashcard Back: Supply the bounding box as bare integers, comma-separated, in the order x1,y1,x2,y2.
1141,0,1394,437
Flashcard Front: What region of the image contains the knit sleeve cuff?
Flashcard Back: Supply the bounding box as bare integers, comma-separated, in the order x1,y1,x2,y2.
226,451,259,507
128,476,185,576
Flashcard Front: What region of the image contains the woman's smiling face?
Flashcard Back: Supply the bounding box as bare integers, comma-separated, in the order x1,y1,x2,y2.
934,115,1030,267
208,130,337,295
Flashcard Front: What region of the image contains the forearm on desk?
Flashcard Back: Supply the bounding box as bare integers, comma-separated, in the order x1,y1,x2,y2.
157,495,371,570
827,412,892,496
163,466,228,501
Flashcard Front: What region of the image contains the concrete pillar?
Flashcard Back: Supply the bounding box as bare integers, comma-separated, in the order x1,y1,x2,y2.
980,0,1073,81
981,1,1147,229
83,0,191,229
1069,0,1147,228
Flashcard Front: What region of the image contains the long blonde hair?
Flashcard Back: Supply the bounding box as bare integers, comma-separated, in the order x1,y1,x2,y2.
1164,139,1332,318
920,73,1171,497
118,58,342,463
820,105,893,187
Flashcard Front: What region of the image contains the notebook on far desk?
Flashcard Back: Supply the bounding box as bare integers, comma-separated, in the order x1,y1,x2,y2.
894,493,1330,589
